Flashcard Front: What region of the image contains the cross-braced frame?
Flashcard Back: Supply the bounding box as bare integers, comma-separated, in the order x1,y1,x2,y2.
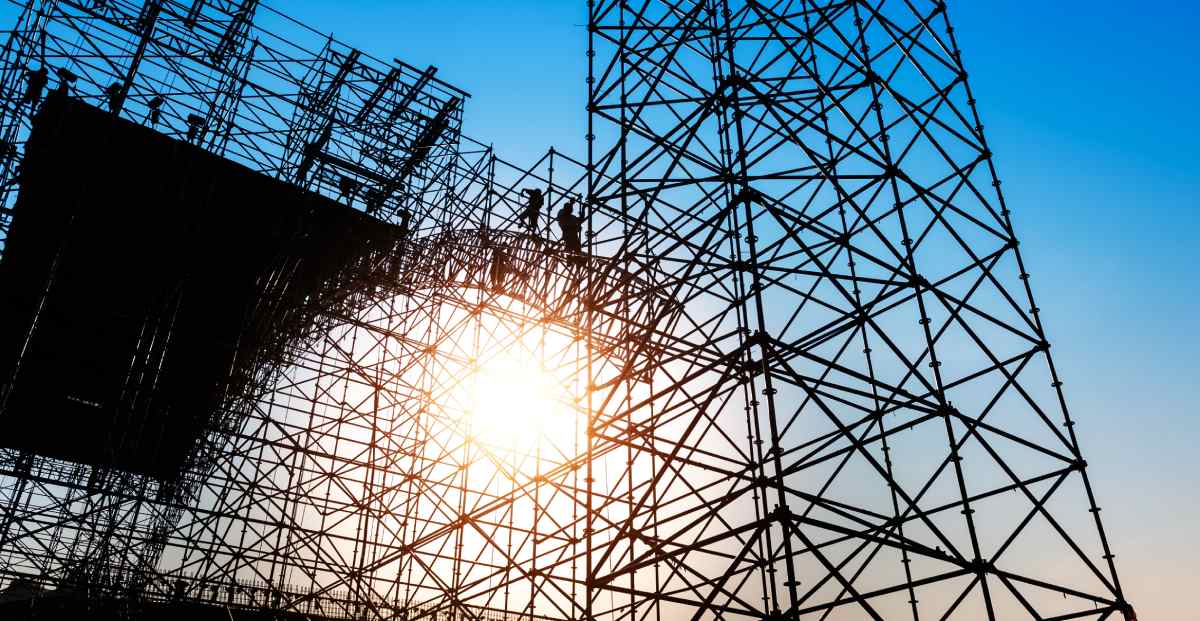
0,1,1133,620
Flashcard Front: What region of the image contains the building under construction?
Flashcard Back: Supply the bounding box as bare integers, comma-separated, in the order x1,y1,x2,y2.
0,1,1136,620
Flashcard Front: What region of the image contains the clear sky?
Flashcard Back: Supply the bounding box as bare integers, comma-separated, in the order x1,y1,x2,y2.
278,1,1199,617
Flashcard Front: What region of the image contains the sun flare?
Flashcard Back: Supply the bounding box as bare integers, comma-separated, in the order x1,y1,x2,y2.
461,354,578,455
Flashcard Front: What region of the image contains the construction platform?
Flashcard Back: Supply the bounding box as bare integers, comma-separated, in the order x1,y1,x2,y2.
0,94,404,480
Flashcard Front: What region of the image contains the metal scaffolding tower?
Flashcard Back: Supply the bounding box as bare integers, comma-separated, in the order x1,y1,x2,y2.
0,1,1133,620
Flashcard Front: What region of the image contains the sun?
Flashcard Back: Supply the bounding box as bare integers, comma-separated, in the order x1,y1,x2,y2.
462,353,578,456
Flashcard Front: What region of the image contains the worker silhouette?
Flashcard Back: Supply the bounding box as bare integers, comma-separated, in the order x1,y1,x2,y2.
556,199,585,256
22,66,47,108
104,81,124,113
52,67,77,97
489,248,507,291
397,208,412,236
521,188,544,233
172,578,188,601
337,175,360,204
364,187,385,216
185,113,204,143
146,95,164,126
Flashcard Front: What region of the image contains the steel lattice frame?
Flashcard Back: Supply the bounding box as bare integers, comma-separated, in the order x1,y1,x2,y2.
580,0,1131,619
0,0,1134,620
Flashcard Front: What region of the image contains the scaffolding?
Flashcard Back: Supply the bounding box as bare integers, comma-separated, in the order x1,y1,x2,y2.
0,1,1134,620
0,0,466,244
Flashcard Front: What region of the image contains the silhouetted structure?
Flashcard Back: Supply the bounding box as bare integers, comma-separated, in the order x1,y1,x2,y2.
0,94,402,479
0,1,1132,620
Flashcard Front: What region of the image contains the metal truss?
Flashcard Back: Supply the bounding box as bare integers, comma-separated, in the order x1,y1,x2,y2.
0,0,1134,620
581,1,1133,619
0,0,465,247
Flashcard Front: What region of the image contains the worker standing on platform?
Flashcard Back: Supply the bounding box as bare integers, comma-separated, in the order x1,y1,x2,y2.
397,208,412,237
52,67,77,97
185,113,204,143
489,247,507,291
146,95,164,126
556,198,584,256
521,188,544,233
104,81,123,113
22,66,47,109
364,187,385,216
337,175,360,204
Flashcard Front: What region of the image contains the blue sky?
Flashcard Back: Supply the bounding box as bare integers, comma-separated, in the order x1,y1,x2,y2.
946,4,1200,615
281,1,1199,616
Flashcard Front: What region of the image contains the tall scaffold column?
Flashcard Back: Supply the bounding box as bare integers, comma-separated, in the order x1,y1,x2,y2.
586,1,1132,619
